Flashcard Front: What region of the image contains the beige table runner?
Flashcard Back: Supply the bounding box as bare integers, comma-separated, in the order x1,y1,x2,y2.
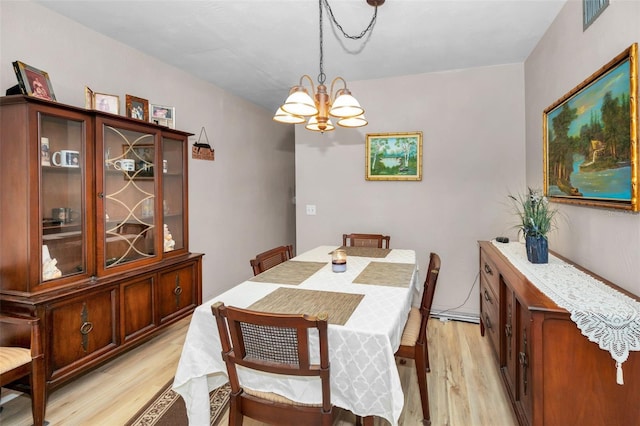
248,287,364,325
352,262,414,287
249,261,326,285
330,246,391,258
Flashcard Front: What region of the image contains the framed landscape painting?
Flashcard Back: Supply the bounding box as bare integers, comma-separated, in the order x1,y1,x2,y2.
543,43,638,211
365,131,423,181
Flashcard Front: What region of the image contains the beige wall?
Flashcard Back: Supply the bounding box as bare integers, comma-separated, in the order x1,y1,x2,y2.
0,1,296,301
525,0,640,295
295,64,527,318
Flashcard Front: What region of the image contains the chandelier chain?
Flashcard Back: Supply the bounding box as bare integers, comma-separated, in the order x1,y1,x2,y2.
319,0,326,84
318,0,378,85
322,0,378,40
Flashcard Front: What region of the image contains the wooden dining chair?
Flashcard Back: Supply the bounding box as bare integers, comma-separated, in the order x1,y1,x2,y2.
211,302,333,426
249,244,294,276
0,314,46,426
342,233,390,249
395,252,441,426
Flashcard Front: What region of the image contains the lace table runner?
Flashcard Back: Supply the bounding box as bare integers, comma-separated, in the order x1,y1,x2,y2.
492,241,640,384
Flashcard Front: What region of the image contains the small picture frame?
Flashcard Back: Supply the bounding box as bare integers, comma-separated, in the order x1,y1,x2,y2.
85,86,120,114
13,61,56,101
95,93,120,114
125,95,149,121
150,104,175,129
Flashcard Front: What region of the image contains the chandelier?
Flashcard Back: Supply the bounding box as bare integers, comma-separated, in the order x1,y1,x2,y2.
273,0,384,133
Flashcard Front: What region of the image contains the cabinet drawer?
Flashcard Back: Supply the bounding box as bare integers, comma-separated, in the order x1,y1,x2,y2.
480,276,500,357
48,287,118,379
480,247,500,296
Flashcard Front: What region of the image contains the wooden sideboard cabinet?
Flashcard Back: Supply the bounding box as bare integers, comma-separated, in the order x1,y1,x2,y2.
0,95,203,394
479,241,640,426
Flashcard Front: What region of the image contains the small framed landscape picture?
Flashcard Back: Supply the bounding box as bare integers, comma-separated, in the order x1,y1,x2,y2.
125,95,149,121
150,104,175,128
13,61,56,101
365,131,423,181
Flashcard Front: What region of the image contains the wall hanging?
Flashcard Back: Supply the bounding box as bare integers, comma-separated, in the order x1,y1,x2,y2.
543,43,638,212
192,127,215,161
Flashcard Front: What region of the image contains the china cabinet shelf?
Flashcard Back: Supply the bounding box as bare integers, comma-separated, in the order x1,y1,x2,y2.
0,95,202,397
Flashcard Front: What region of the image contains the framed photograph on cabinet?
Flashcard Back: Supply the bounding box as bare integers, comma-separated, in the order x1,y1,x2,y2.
12,61,56,101
543,43,638,211
365,131,423,181
125,95,149,121
94,93,120,114
150,104,175,128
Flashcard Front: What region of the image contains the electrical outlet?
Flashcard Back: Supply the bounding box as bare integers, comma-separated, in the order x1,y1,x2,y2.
306,204,316,215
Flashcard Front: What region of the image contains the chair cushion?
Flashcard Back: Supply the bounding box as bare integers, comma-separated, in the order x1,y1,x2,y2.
399,307,421,347
0,347,31,374
244,387,321,407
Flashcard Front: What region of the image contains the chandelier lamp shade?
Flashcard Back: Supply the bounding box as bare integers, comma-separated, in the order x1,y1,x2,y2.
273,0,383,133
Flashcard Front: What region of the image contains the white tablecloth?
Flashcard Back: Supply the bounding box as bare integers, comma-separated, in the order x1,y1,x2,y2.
173,245,418,426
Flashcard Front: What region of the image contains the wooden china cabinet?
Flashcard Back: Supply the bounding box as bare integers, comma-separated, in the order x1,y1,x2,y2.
479,241,639,426
0,95,202,394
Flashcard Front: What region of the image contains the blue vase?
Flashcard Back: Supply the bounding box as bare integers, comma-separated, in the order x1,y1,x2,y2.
525,235,548,264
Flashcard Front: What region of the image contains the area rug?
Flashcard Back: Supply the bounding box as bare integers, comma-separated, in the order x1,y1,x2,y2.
126,380,230,426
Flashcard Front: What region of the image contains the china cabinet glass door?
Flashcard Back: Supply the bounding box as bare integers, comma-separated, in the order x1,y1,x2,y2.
162,136,185,253
40,113,87,282
101,122,159,269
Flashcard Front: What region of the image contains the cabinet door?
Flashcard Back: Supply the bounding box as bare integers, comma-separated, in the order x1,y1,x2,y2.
121,274,155,343
1,100,94,293
47,287,117,380
161,133,187,255
502,282,518,398
158,262,197,324
516,303,533,423
96,118,160,274
39,110,96,288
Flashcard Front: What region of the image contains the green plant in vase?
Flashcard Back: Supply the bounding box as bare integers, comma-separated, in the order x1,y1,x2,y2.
508,187,558,263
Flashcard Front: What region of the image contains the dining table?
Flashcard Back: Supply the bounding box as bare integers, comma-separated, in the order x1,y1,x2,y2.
173,245,420,426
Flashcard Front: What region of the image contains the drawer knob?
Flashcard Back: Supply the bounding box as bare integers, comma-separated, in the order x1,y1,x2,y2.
80,321,94,335
484,263,493,275
483,289,492,303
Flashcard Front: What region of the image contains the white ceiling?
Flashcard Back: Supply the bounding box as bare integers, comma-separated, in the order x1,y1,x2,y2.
36,0,567,112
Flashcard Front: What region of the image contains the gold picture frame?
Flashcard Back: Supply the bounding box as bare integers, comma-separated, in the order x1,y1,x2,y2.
85,86,120,114
365,131,423,181
543,43,638,211
12,61,56,101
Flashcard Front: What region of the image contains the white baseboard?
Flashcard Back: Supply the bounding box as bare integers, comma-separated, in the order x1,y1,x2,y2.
430,311,480,324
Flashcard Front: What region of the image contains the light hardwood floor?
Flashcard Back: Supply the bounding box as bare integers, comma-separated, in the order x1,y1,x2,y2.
0,316,517,426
